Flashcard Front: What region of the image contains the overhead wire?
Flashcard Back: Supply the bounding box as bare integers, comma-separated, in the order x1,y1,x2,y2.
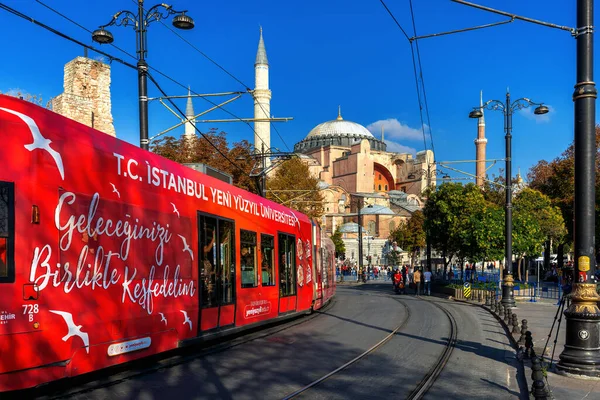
379,0,430,157
132,0,292,152
409,0,436,160
30,0,276,160
380,0,438,179
1,1,261,187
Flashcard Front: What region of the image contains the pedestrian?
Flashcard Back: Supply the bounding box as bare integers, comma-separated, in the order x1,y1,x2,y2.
414,267,422,295
393,269,402,294
424,267,432,296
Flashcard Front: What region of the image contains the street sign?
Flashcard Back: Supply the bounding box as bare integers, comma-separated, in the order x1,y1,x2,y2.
463,282,472,299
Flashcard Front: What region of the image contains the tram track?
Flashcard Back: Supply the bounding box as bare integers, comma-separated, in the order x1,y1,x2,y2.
281,290,458,400
18,299,337,400
281,292,412,400
406,296,458,400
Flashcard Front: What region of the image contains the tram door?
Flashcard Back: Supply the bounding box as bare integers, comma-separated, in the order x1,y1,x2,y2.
198,214,236,331
278,233,297,313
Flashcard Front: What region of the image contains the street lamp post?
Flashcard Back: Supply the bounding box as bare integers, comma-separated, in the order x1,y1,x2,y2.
469,91,548,308
92,0,194,151
557,0,600,377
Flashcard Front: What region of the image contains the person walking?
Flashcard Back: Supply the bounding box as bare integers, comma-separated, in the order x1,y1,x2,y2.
413,267,422,296
424,267,432,296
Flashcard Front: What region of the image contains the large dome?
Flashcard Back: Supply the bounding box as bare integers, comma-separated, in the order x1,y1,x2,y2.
307,118,374,139
294,108,386,153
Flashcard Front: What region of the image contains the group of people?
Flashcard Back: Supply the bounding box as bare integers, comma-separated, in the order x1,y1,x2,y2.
391,266,432,296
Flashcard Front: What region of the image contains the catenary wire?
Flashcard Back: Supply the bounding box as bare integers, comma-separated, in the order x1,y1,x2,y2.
32,0,276,158
0,2,264,188
0,3,137,70
409,0,436,162
379,0,436,165
131,0,292,152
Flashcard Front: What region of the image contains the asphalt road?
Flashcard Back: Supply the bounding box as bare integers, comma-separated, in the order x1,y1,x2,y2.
38,282,524,399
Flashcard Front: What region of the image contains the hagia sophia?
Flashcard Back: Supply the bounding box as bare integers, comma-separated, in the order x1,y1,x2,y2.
49,28,490,267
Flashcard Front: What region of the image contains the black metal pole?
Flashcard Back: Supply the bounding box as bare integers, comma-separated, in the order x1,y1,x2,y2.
501,91,516,308
261,144,267,198
558,0,600,376
137,0,149,151
358,203,364,277
426,164,432,272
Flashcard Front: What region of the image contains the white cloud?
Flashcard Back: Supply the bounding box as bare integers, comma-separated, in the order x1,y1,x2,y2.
367,118,428,141
384,140,416,156
518,105,554,124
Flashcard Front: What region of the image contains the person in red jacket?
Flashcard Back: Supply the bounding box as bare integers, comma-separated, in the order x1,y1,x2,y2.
393,269,402,293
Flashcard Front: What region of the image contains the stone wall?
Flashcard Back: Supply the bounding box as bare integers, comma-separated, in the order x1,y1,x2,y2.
52,56,115,136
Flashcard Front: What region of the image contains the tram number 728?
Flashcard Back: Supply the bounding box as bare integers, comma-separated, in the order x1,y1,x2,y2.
22,304,40,322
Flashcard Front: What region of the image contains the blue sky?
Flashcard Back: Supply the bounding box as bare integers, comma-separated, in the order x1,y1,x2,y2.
0,0,590,183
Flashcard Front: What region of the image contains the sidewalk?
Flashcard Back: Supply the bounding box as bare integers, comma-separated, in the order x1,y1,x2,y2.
496,297,600,399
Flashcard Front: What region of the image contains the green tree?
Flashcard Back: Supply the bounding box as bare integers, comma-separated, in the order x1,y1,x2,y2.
390,211,426,267
528,125,600,261
267,158,324,219
331,228,346,259
513,188,566,281
423,183,468,270
150,131,257,193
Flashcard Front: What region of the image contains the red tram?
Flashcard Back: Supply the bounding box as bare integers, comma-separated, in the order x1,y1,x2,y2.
0,95,336,392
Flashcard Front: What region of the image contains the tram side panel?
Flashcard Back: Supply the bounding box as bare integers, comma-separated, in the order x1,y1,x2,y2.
0,95,315,392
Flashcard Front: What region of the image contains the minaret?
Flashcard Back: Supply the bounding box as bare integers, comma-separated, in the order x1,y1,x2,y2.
184,87,196,140
254,27,271,165
475,90,488,187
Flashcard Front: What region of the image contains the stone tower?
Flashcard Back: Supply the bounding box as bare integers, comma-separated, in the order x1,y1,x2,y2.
184,87,196,140
52,56,115,136
254,27,271,164
474,90,487,187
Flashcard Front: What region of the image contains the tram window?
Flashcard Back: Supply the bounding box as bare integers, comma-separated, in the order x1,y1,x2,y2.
261,234,275,286
200,217,218,308
240,230,257,288
219,219,235,305
278,233,296,297
0,182,14,283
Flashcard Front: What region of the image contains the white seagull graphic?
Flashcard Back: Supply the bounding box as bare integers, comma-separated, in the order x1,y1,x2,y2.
177,234,194,260
180,310,192,330
49,310,90,353
159,312,168,326
171,202,180,218
110,182,120,198
0,107,64,180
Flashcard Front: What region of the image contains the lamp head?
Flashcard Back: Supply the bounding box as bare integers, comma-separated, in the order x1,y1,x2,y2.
534,105,549,115
172,13,194,30
469,109,483,119
407,173,416,180
91,28,114,44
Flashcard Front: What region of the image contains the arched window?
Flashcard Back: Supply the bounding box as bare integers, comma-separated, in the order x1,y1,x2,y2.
378,184,381,191
385,185,388,191
368,221,376,236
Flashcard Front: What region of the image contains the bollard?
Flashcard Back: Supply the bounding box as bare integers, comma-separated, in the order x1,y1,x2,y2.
498,303,503,318
485,290,491,307
531,357,549,399
494,297,499,314
504,306,510,324
519,319,528,347
512,313,519,334
525,331,534,358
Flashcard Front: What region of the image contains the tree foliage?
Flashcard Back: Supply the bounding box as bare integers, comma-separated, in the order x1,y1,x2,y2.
389,211,426,266
266,158,324,219
331,228,345,258
150,130,257,193
528,126,600,256
424,182,504,267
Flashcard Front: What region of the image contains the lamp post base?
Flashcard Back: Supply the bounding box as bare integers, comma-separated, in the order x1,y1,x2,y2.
557,283,600,377
501,273,516,309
